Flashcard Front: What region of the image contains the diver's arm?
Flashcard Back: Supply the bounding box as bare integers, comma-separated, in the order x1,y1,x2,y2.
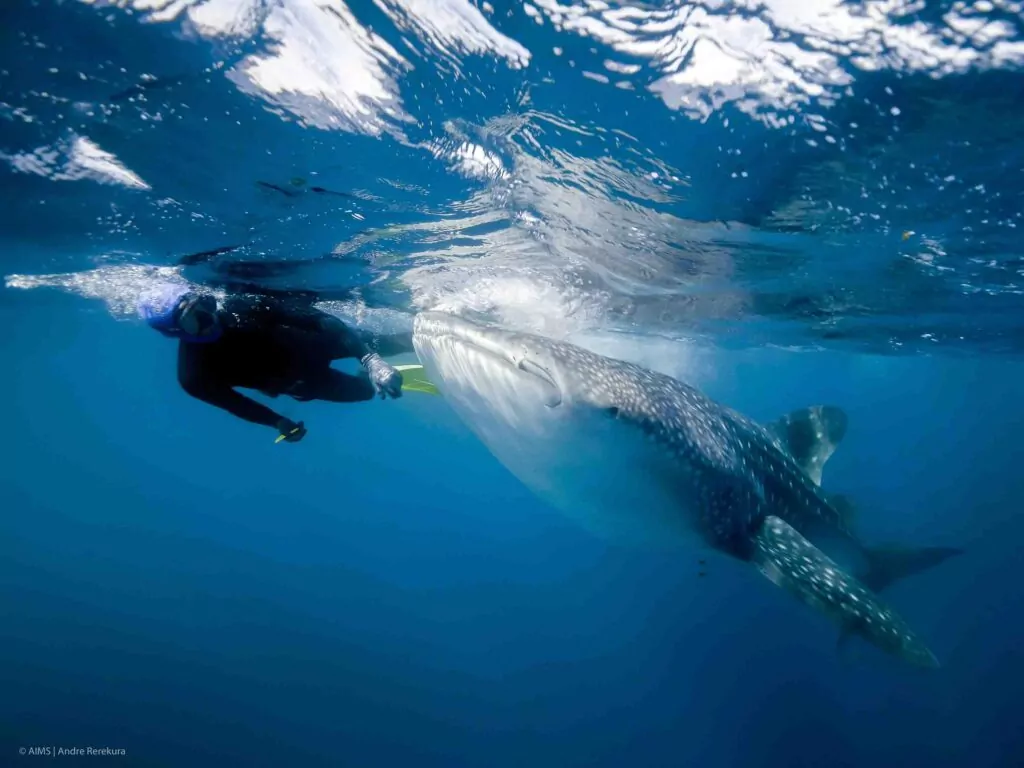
338,320,373,359
225,294,375,355
247,295,334,335
278,302,374,358
360,331,414,358
270,303,330,334
256,298,380,355
177,346,282,428
183,379,283,427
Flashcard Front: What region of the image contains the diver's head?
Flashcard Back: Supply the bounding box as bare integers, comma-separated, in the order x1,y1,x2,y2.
137,282,222,342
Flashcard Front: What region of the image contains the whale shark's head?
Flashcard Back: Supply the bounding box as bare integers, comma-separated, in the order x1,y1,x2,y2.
413,311,618,421
412,311,704,544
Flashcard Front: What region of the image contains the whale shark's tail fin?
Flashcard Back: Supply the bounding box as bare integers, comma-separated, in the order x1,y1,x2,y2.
751,515,939,668
767,405,848,486
862,545,964,594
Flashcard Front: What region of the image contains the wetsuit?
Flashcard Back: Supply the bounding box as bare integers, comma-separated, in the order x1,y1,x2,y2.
177,295,411,428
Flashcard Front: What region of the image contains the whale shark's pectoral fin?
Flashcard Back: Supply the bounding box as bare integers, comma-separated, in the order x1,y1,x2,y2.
767,406,848,486
750,515,939,668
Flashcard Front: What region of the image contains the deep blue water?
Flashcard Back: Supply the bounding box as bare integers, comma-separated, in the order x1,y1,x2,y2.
3,1,1024,766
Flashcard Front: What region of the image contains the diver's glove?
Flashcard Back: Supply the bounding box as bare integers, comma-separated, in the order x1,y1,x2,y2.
360,352,403,399
274,418,307,444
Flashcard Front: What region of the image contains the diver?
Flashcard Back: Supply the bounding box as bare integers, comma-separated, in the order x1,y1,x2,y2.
137,282,410,443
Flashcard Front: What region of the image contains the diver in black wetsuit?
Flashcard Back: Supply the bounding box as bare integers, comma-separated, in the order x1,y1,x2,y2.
137,282,409,443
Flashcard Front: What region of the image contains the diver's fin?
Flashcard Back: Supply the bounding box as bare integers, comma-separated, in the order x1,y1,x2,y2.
767,405,847,485
861,545,964,594
750,515,939,668
826,492,857,529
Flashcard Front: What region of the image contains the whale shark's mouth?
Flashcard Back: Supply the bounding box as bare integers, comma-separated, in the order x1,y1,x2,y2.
413,312,563,408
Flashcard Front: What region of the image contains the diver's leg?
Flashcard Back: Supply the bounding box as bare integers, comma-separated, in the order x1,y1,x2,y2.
289,368,376,403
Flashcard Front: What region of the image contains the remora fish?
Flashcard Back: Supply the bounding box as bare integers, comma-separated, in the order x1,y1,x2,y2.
412,312,962,667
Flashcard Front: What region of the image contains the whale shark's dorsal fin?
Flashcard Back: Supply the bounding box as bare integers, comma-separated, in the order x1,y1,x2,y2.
766,405,848,486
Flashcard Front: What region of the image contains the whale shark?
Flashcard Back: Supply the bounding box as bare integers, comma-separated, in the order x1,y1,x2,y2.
412,311,962,667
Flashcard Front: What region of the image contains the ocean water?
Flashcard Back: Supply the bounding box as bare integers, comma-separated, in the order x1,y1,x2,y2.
2,0,1024,766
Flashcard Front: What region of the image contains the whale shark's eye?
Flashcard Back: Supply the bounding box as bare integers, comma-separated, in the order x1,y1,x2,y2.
517,357,562,408
605,407,620,419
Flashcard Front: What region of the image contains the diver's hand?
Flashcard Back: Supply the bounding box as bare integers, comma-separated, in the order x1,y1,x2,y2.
275,418,307,443
361,352,403,399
